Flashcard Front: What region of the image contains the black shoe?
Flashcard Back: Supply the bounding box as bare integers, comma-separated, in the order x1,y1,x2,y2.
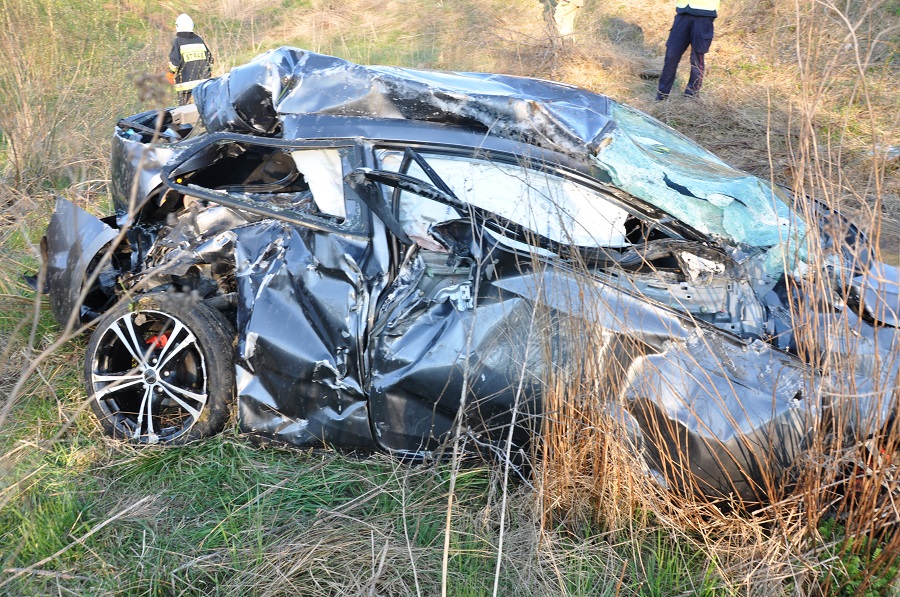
683,89,698,97
656,92,668,101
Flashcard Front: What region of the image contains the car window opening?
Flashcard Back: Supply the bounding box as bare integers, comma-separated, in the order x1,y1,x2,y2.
164,143,357,231
371,147,772,342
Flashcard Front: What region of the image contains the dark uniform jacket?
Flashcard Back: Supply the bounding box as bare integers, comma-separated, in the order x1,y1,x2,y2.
168,32,213,92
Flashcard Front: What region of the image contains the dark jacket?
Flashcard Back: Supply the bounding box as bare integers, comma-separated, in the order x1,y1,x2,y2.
168,32,213,92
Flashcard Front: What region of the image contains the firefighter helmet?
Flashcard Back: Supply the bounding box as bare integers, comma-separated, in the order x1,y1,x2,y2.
175,14,194,33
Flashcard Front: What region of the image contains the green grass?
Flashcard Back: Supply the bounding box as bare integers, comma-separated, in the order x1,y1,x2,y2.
629,530,724,596
816,518,900,597
0,433,517,595
3,0,900,595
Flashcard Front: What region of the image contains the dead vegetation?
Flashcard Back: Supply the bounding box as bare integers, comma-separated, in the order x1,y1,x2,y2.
1,0,900,594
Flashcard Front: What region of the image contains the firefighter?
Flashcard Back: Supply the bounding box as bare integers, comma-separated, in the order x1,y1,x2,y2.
656,0,719,100
166,14,214,105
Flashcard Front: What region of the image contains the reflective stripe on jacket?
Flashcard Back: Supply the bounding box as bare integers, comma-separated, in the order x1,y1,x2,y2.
173,78,204,92
675,0,719,18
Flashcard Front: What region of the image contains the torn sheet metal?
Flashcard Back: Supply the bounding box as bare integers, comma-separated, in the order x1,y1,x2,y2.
231,219,387,447
494,264,811,501
370,250,544,457
110,119,177,213
849,261,900,327
194,48,805,267
40,48,900,504
44,196,119,325
622,335,812,501
194,47,613,155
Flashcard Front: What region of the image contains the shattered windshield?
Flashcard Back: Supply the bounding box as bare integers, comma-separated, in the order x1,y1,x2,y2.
595,102,808,268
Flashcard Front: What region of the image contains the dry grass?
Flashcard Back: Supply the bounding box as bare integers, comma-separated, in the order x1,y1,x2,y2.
2,0,900,594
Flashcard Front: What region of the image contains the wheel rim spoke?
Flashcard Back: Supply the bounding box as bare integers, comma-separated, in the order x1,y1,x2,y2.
155,320,185,364
111,314,149,366
157,326,198,371
144,385,157,440
160,386,203,422
159,379,207,406
133,384,154,440
93,371,142,383
93,375,144,400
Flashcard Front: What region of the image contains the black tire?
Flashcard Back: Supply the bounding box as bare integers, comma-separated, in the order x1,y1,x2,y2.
84,292,236,444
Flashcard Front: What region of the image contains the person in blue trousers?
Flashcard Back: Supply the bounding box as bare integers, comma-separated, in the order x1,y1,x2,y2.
656,0,719,100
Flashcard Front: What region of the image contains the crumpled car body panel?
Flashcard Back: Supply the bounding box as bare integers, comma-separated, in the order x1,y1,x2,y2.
43,47,900,503
44,197,118,325
232,219,382,448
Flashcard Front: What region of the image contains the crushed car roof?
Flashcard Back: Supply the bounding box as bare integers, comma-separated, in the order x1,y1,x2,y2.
195,47,807,276
195,47,614,153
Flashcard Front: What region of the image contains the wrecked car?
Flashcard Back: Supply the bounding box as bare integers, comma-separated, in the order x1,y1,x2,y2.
42,47,900,503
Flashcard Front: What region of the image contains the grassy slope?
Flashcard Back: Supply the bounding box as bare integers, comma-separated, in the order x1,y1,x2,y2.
1,0,899,595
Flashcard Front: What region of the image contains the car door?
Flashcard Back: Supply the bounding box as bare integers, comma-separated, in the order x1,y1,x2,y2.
164,138,392,448
360,146,639,457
